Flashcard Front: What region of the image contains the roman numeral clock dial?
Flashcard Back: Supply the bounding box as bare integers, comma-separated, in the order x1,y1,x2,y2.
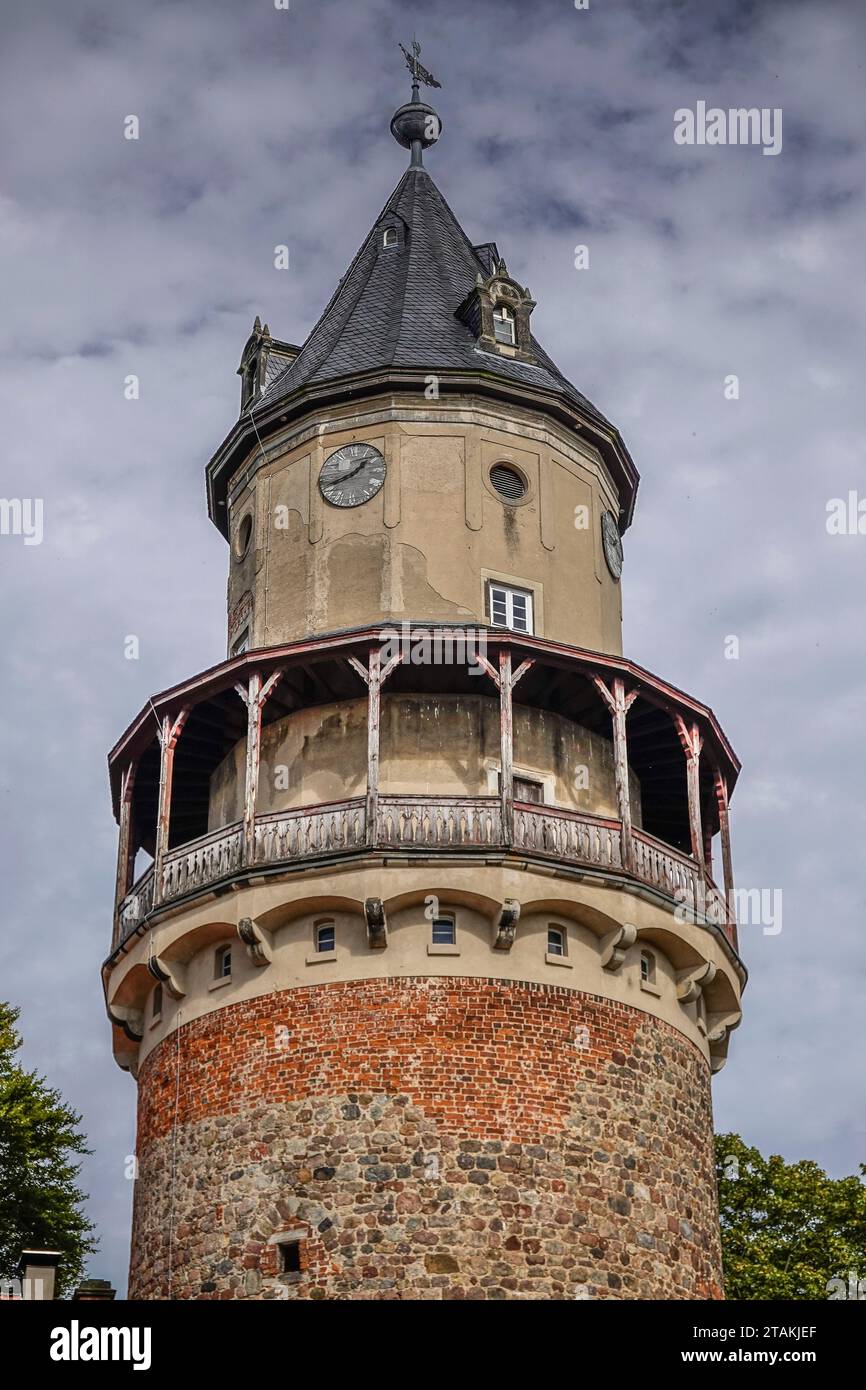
318,443,387,507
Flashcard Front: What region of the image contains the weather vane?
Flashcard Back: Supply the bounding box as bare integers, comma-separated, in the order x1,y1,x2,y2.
399,37,441,97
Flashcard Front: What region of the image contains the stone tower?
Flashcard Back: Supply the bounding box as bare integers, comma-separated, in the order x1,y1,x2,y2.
105,65,744,1301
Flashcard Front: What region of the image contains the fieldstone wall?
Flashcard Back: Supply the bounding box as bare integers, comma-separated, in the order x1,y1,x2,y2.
130,977,722,1300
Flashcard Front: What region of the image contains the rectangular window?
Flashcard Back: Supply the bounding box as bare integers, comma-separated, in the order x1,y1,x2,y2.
280,1240,302,1274
231,628,250,657
493,305,516,345
316,922,335,953
152,983,163,1019
547,926,565,958
431,916,456,946
488,582,533,634
640,951,655,983
215,945,232,979
514,775,544,804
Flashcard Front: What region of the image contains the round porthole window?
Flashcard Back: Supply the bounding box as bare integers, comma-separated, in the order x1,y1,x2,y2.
490,463,527,502
234,513,253,561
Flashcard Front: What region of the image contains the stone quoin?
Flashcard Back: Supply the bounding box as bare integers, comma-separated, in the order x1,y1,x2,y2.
103,47,745,1300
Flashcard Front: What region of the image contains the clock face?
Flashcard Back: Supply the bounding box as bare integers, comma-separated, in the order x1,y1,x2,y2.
319,443,386,508
601,510,624,580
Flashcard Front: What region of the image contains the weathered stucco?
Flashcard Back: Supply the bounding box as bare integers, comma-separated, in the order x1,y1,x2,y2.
226,397,624,657
207,694,642,830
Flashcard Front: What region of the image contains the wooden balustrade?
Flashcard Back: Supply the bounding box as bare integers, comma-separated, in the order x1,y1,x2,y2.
113,796,733,947
513,802,622,869
377,794,502,848
255,798,366,864
115,865,155,944
161,822,243,901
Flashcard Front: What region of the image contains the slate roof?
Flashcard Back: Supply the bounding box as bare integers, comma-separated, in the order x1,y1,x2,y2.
256,165,613,432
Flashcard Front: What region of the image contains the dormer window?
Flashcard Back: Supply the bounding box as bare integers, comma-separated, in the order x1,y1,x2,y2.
455,268,536,363
382,227,398,248
493,304,516,345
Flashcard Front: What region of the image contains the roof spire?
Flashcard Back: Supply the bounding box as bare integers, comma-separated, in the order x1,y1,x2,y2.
391,39,442,167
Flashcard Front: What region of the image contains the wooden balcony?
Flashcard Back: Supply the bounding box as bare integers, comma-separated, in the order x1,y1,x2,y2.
114,794,732,949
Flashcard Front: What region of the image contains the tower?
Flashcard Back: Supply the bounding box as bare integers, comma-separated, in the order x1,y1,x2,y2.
105,56,744,1301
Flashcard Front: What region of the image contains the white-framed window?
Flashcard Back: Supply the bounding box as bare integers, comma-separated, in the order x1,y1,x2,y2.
640,950,655,985
231,627,250,657
493,303,516,345
488,582,533,634
315,921,335,953
547,926,566,958
215,945,232,980
431,915,456,946
382,227,398,248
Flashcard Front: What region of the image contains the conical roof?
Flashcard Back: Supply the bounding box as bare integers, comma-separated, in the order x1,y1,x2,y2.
257,165,609,429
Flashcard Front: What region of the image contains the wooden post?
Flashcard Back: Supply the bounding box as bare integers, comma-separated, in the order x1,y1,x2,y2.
114,761,137,913
366,647,382,847
714,768,736,934
235,670,284,866
592,675,638,872
675,716,705,869
348,645,404,849
153,709,189,906
499,649,514,845
474,648,534,849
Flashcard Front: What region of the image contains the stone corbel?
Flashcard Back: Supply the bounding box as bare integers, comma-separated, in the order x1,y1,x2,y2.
147,955,188,999
238,916,274,967
676,961,717,1005
108,1003,144,1043
491,899,521,952
600,923,637,972
707,1009,742,1064
364,898,388,950
707,1008,742,1045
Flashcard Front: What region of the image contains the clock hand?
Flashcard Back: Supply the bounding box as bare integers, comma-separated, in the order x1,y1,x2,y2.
337,462,366,483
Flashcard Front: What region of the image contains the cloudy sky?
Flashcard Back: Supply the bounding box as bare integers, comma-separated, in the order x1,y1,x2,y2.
1,0,864,1296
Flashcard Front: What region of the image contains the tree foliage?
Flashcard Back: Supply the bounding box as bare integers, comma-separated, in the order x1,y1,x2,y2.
716,1132,866,1300
0,1002,96,1296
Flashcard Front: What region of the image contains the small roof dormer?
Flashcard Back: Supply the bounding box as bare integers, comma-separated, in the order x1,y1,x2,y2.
456,262,538,365
237,317,301,413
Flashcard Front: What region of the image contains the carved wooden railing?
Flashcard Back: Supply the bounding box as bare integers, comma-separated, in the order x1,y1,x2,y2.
377,794,502,848
114,796,733,947
162,821,244,901
632,829,729,932
115,864,155,944
513,802,622,870
255,798,366,864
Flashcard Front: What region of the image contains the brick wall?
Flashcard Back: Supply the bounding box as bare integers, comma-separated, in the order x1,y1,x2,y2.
130,976,722,1300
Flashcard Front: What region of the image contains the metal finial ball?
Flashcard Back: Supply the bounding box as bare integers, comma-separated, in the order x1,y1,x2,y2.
390,101,442,151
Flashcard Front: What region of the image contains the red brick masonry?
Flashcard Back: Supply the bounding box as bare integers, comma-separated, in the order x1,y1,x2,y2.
130,977,723,1300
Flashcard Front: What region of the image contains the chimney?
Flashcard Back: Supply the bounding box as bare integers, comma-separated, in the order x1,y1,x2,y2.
17,1250,62,1301
72,1278,117,1301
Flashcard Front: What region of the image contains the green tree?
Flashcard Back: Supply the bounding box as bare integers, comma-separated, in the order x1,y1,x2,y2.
716,1133,866,1300
0,1002,96,1296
